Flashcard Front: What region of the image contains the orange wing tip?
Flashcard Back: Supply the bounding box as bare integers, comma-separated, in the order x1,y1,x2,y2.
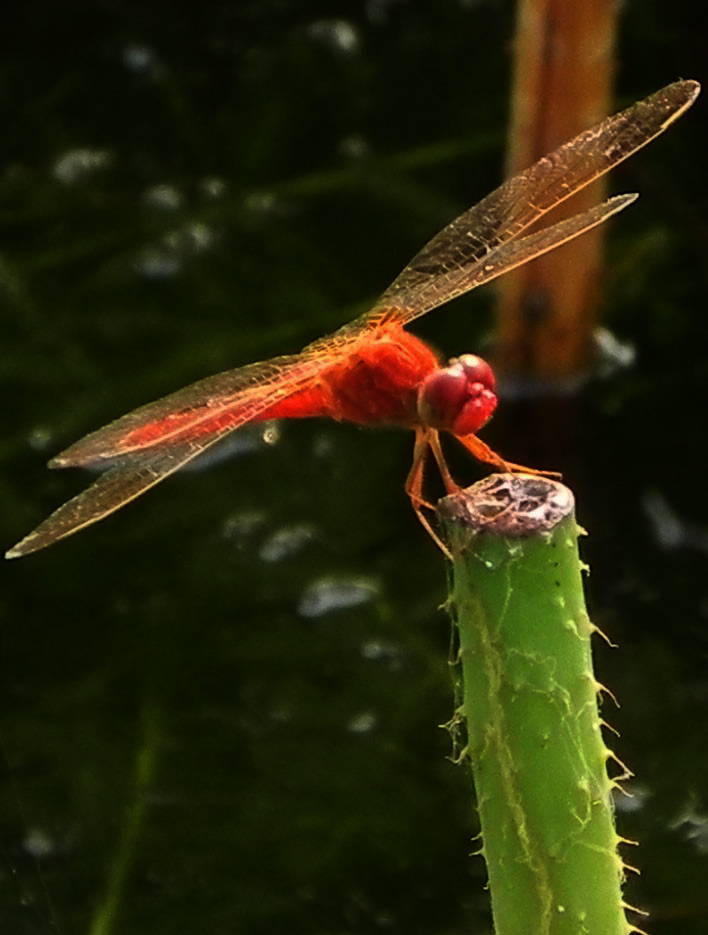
49,450,90,469
5,532,46,560
6,524,65,559
682,78,701,103
6,541,32,560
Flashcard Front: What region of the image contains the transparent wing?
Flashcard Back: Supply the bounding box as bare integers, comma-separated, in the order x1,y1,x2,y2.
6,446,212,559
362,79,699,327
6,349,344,558
50,350,341,467
412,191,638,299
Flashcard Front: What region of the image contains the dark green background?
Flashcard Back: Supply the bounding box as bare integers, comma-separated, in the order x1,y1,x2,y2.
2,2,708,933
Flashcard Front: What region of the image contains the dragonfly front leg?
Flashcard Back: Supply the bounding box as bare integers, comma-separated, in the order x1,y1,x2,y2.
454,432,561,479
405,428,453,557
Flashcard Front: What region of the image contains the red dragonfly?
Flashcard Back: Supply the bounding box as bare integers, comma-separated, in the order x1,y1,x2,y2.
6,80,699,559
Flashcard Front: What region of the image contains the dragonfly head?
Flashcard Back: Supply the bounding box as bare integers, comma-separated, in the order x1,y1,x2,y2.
417,354,497,436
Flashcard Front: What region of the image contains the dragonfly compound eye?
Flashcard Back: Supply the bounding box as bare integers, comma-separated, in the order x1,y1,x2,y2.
417,355,497,436
452,354,496,393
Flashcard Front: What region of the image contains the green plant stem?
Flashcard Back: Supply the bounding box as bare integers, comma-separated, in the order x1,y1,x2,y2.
87,698,161,935
438,474,632,935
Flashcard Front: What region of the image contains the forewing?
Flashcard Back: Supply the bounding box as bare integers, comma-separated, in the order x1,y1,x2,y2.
6,346,345,558
52,349,341,467
6,448,202,558
388,192,638,306
363,79,699,326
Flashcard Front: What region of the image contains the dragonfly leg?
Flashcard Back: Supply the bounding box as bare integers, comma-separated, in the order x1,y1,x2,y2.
455,433,561,479
405,428,453,557
427,429,462,494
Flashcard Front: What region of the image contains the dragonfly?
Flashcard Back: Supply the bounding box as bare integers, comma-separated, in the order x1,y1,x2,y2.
6,79,699,559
